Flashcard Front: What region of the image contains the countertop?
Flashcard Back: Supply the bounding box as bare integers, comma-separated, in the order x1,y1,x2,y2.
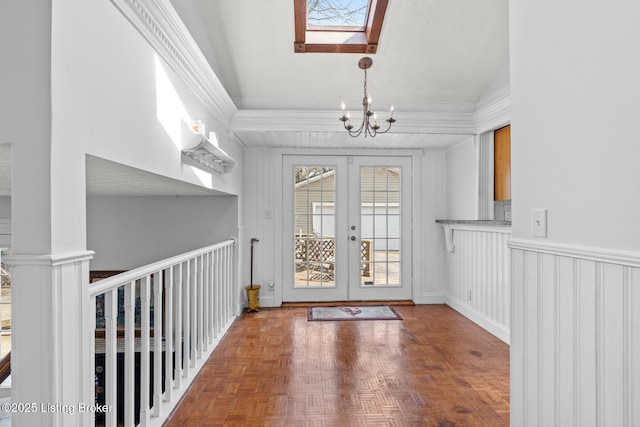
435,219,511,227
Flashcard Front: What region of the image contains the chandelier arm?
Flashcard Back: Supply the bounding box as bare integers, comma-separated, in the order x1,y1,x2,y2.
373,120,394,134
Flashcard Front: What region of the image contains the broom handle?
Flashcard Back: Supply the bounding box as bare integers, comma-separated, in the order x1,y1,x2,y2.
250,238,259,290
250,242,254,289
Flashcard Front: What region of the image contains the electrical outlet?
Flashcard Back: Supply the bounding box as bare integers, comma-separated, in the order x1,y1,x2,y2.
532,209,547,238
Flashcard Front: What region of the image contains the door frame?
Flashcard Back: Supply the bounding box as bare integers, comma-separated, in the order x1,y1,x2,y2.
279,153,419,303
346,156,413,300
282,155,349,302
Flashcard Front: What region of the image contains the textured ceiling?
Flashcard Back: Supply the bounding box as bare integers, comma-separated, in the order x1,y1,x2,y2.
85,156,227,196
0,149,226,197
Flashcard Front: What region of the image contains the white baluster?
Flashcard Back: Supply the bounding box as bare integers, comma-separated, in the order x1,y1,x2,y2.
153,271,163,417
124,282,136,427
229,245,233,321
139,275,151,426
183,259,191,377
104,289,118,427
165,266,174,402
216,248,221,334
202,253,210,350
222,247,227,322
190,257,197,368
197,255,203,359
174,262,183,388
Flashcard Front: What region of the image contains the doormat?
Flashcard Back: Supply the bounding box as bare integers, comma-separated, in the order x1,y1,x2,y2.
308,305,402,321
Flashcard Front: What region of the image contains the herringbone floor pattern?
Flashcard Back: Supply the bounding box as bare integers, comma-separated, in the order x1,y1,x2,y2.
164,305,509,426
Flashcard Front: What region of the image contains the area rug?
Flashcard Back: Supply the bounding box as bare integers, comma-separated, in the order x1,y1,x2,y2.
308,305,402,321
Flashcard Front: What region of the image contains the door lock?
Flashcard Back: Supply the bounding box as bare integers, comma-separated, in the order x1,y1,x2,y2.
350,236,356,241
350,225,356,230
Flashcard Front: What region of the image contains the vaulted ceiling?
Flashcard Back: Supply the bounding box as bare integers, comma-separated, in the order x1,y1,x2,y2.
170,0,510,148
176,0,509,112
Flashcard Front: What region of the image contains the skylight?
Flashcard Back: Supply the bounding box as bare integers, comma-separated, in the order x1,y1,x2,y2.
307,0,369,30
294,0,389,54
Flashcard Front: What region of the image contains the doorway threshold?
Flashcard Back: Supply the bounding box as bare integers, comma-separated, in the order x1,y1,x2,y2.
281,300,415,308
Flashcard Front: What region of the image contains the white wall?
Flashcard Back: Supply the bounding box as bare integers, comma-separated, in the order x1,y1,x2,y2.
87,195,238,271
509,0,640,425
52,0,243,199
510,1,640,251
420,150,448,303
444,138,477,219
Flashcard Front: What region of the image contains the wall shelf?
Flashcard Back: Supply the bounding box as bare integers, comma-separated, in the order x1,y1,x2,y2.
181,134,237,174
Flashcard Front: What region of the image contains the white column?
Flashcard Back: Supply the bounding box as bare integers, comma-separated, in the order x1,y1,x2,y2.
6,252,94,427
2,2,94,425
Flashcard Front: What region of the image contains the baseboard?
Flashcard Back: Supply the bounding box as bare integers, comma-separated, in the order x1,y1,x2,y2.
281,300,415,308
419,292,446,304
445,295,510,344
258,294,277,308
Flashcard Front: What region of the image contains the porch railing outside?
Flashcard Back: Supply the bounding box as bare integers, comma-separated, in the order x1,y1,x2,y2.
88,238,238,427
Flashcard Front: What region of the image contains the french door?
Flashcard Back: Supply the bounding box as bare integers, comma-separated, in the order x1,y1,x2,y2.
282,155,412,302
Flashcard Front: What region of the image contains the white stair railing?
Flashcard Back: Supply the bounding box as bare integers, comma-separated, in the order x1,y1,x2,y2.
88,238,238,427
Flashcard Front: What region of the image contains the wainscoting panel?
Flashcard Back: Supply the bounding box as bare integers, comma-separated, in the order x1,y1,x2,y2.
509,239,640,427
443,225,511,342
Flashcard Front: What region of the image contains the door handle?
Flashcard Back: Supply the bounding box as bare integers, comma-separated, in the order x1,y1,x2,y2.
350,236,356,241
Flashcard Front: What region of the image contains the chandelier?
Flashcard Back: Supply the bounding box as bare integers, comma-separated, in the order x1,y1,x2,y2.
339,57,395,138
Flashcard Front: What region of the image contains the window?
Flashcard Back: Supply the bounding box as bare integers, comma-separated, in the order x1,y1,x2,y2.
294,0,390,53
307,0,369,29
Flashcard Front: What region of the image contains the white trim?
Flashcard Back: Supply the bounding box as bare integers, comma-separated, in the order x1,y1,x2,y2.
420,292,446,304
477,131,495,220
108,0,237,125
5,250,95,266
274,147,425,156
446,295,510,344
231,109,478,135
0,219,10,235
410,154,422,305
441,223,512,234
508,238,640,268
475,91,511,134
230,93,510,138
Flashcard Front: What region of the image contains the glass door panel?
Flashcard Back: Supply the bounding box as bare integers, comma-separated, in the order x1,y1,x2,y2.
294,167,336,288
283,156,348,302
348,158,412,300
283,156,412,302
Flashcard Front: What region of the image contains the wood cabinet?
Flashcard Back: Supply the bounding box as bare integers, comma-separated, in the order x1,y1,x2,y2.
494,125,511,201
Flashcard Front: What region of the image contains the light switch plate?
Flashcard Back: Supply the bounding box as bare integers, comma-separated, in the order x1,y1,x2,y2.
532,209,547,237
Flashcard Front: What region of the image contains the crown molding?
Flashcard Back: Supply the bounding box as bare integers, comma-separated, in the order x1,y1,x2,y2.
230,109,478,135
230,92,510,138
475,91,511,134
108,0,237,125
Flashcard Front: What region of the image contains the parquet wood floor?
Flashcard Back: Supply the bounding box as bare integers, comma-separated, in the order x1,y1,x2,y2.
164,305,509,427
